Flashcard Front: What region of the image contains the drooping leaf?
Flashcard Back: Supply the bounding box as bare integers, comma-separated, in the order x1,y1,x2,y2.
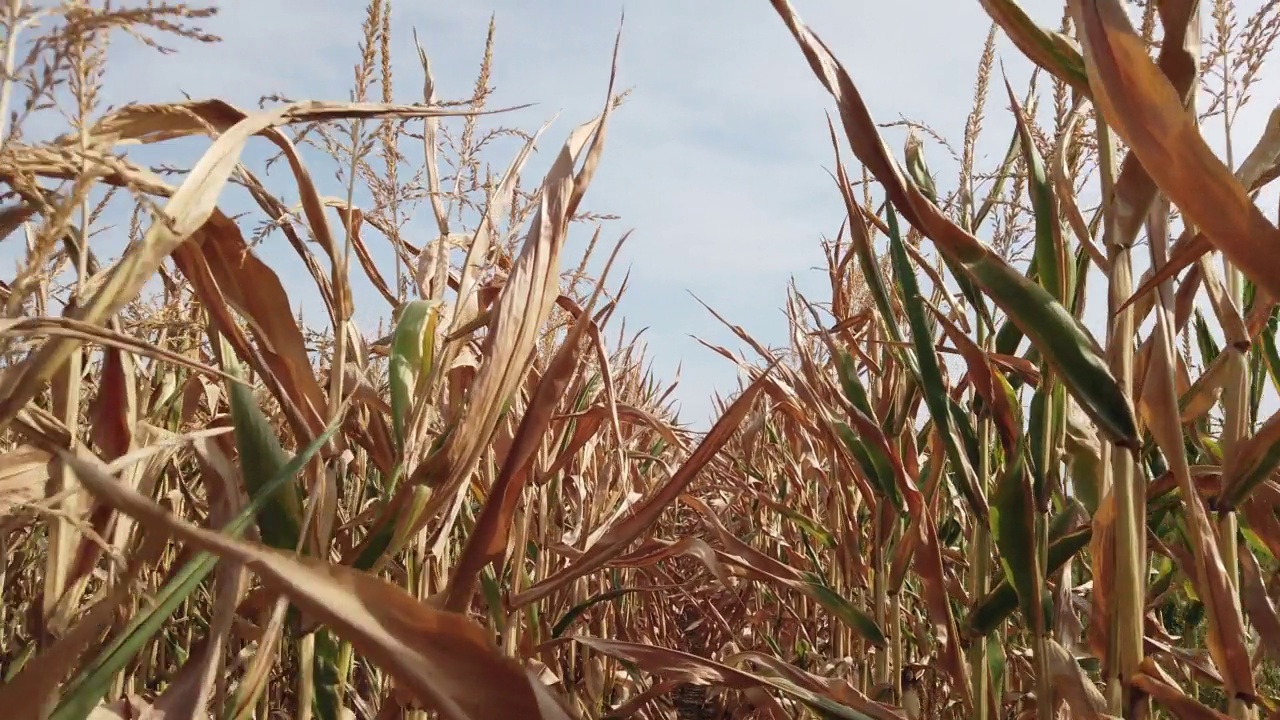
767,0,1138,450
225,361,304,553
966,526,1091,638
567,637,880,720
55,422,340,720
62,449,574,720
885,205,987,521
989,444,1044,633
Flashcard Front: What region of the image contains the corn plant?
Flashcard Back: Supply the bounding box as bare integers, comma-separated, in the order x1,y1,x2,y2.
7,0,1280,719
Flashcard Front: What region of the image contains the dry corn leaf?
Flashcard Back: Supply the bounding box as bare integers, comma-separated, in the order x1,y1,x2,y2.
511,369,770,608
0,446,52,519
564,636,879,720
61,449,574,720
1131,659,1231,720
1237,543,1280,663
1134,192,1255,703
172,211,331,450
1074,0,1280,304
0,100,462,439
442,239,625,611
768,0,1137,451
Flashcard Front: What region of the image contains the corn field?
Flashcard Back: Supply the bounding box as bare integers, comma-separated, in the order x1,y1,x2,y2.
5,0,1280,718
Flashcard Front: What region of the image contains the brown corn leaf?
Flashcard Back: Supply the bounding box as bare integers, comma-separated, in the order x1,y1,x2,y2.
510,368,770,608
0,529,163,719
0,101,463,439
172,211,331,450
730,651,906,720
0,317,241,384
768,0,1137,451
899,487,974,711
1087,489,1117,670
598,677,685,719
84,99,503,148
85,696,160,720
563,636,882,720
1132,659,1231,720
1136,196,1254,702
926,301,1019,452
1074,0,1280,304
606,536,730,586
1219,406,1280,508
88,344,135,462
1102,0,1202,253
1242,492,1280,562
1044,638,1114,720
328,201,398,307
1122,103,1280,316
0,446,52,519
442,239,626,611
384,63,619,565
0,598,117,718
681,494,886,648
1237,543,1280,663
61,449,574,720
1179,354,1230,424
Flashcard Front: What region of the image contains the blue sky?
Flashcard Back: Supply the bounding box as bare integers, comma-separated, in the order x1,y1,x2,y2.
41,0,1280,426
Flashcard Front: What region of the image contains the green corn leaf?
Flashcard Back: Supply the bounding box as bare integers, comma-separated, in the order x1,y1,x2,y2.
553,587,656,638
310,629,344,720
801,572,888,649
1007,77,1067,304
54,421,340,720
992,256,1043,366
940,251,995,333
833,421,903,514
989,442,1043,632
1028,384,1068,510
986,633,1007,707
770,502,837,549
948,396,984,474
1194,309,1221,366
1261,310,1280,398
1220,410,1280,509
973,122,1024,231
834,349,876,418
964,256,1136,448
769,0,1137,451
904,130,938,205
1250,343,1267,427
226,363,304,553
1068,244,1089,319
966,525,1091,637
979,0,1091,96
830,142,902,349
479,568,507,632
389,299,443,454
886,205,987,521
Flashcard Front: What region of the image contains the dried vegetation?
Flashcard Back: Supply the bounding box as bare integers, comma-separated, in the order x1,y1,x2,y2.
6,0,1280,719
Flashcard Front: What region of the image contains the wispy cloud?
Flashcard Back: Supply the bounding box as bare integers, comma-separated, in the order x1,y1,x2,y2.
77,0,1280,425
